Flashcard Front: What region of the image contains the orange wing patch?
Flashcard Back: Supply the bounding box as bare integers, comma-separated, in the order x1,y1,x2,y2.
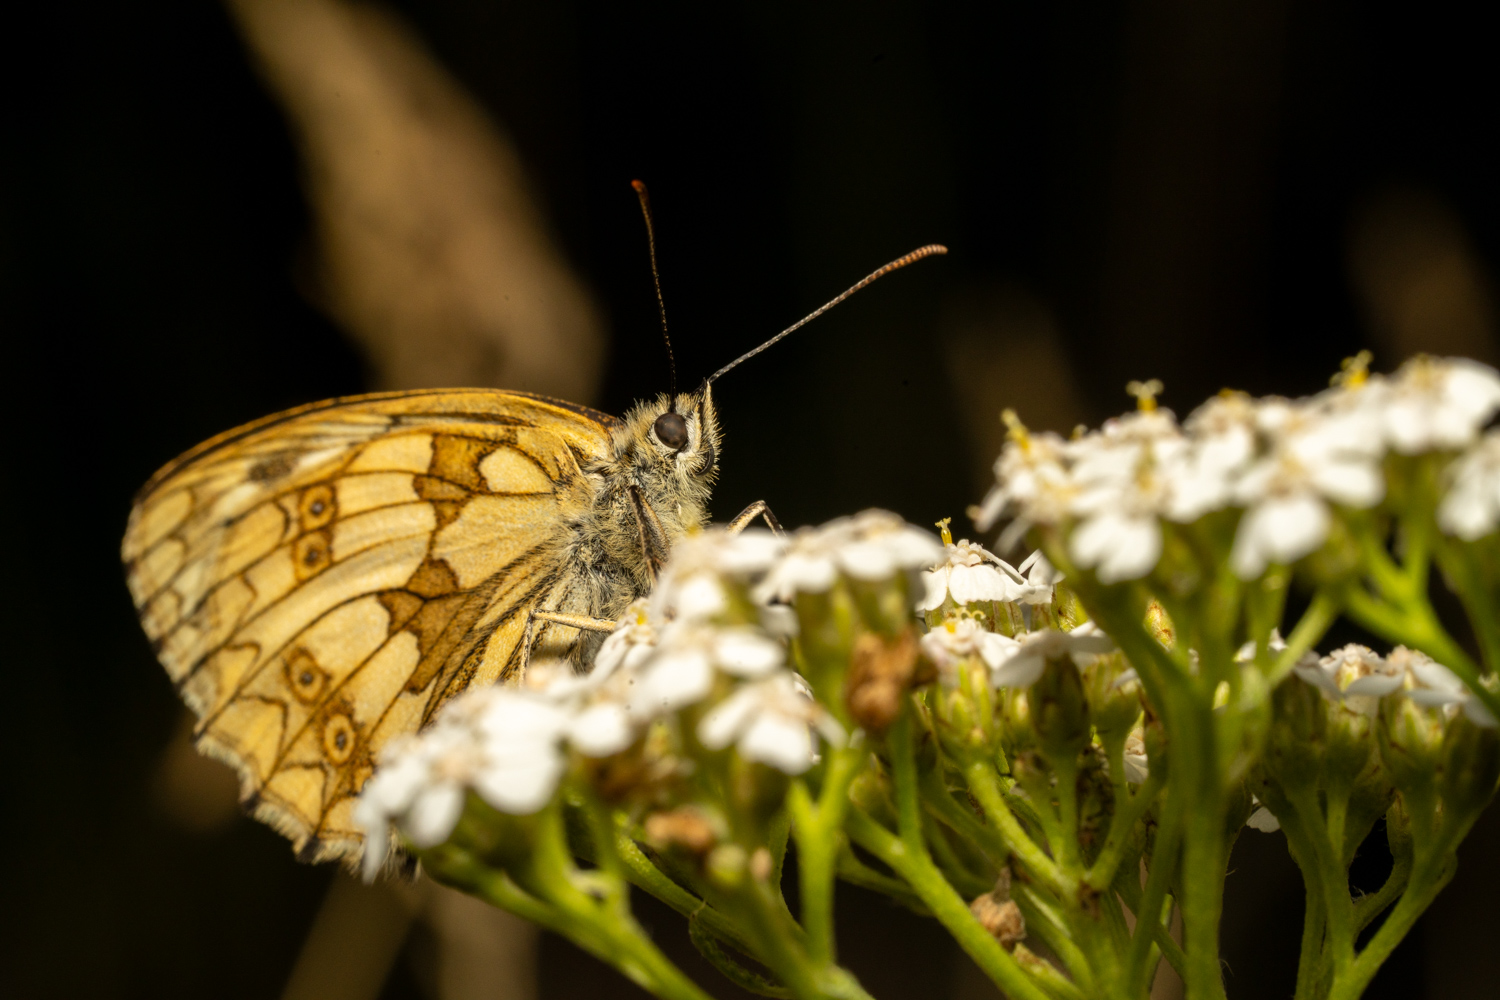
123,390,618,863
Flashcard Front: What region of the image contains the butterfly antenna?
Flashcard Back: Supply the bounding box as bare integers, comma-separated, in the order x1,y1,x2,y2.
707,243,949,385
631,180,678,403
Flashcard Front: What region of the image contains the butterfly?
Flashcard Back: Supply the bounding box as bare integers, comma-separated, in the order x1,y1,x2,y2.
123,181,945,864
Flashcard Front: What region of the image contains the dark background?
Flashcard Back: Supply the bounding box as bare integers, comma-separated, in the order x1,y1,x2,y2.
4,1,1499,997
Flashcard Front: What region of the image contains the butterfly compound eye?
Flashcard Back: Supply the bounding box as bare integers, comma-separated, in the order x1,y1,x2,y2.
653,411,689,449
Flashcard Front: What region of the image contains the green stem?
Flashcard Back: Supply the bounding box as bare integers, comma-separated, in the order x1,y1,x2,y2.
963,760,1071,897
1352,847,1411,936
1343,584,1500,722
845,807,1051,1000
1011,882,1097,992
1288,787,1353,978
428,841,715,1000
1086,770,1164,892
1172,707,1229,1000
787,744,864,966
1327,854,1455,1000
1126,798,1181,998
612,817,758,955
920,767,1011,867
835,843,929,912
688,916,793,998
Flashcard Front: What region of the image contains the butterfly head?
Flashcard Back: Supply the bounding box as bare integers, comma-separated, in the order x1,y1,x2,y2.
625,382,721,485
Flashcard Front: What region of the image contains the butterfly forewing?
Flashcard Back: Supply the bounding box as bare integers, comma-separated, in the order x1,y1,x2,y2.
123,389,620,862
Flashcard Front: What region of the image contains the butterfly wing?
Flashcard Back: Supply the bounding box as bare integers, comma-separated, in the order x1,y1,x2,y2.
123,389,620,862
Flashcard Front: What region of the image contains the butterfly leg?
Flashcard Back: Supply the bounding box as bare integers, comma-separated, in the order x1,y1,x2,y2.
727,500,783,536
520,609,620,676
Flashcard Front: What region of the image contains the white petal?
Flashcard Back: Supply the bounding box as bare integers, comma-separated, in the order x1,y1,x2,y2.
837,540,897,580
739,715,817,774
1309,459,1384,508
978,631,1021,669
713,630,785,677
636,652,715,717
1342,674,1403,698
406,782,465,847
916,568,950,611
675,574,728,619
474,752,564,815
697,687,760,750
759,603,800,637
990,649,1045,689
1098,518,1163,584
568,704,635,757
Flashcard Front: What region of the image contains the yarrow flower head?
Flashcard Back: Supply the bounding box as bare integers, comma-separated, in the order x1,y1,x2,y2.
1228,395,1385,579
917,520,1035,610
1375,355,1500,455
754,509,943,602
988,622,1116,689
1384,645,1497,728
630,621,786,720
650,527,785,622
919,615,1016,684
1292,643,1402,717
353,682,579,880
697,672,845,774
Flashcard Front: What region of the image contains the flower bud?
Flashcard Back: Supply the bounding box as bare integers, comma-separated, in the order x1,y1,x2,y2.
1032,656,1091,759
644,806,721,858
1438,712,1500,827
1082,650,1143,739
999,687,1038,756
848,766,898,827
1378,693,1448,794
706,844,748,890
1263,673,1326,795
930,660,998,763
846,629,924,732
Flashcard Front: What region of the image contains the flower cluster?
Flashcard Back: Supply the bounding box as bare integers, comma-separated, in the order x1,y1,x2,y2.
355,514,942,878
1292,642,1497,728
975,355,1500,583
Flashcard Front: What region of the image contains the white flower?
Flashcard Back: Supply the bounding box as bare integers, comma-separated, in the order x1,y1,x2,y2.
973,424,1075,532
917,539,1030,610
594,600,660,677
1385,646,1497,727
697,672,845,774
1292,644,1402,717
1064,410,1185,583
919,616,1017,683
1169,390,1260,521
988,622,1116,689
755,510,943,602
1069,510,1163,585
354,726,474,879
651,528,785,622
1378,356,1500,455
469,692,573,811
630,622,785,720
1438,430,1500,540
1230,398,1385,578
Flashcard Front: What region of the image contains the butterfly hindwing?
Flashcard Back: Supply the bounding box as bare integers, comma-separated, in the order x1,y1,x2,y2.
123,389,620,862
